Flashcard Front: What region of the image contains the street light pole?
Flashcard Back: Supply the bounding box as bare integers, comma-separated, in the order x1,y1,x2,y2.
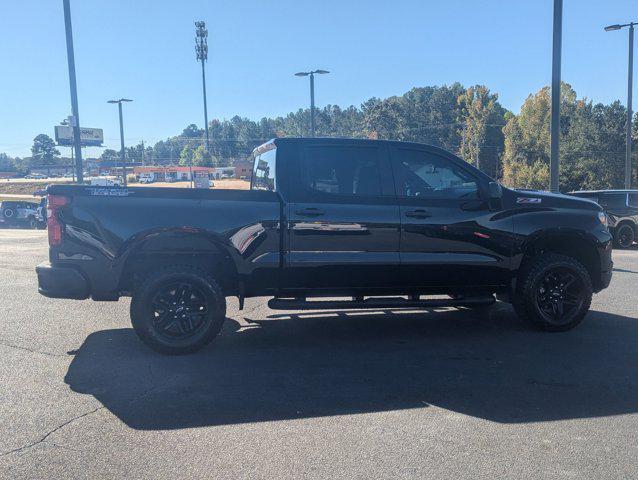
108,98,133,186
627,24,634,190
295,69,330,137
550,0,562,192
118,102,125,185
309,72,316,137
195,22,210,153
605,21,637,189
62,0,83,183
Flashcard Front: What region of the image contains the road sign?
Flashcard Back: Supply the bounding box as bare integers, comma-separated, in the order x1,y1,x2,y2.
194,175,210,189
54,125,103,147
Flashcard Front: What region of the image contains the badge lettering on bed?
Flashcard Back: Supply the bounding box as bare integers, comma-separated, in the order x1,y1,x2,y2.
87,188,130,197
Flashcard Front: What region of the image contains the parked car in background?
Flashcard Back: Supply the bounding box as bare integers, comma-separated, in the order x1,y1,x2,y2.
36,197,47,229
37,138,613,355
0,201,41,229
569,190,638,248
139,173,154,184
89,177,121,187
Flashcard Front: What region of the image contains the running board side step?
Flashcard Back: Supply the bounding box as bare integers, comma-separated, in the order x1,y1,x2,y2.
267,295,495,311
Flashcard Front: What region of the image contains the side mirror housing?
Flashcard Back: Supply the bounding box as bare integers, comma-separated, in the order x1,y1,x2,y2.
488,181,503,200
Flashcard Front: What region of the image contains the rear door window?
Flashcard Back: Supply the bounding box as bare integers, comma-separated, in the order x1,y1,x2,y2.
302,146,384,197
628,193,638,207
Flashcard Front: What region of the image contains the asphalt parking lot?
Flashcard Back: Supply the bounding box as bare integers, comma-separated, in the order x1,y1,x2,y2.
0,229,637,479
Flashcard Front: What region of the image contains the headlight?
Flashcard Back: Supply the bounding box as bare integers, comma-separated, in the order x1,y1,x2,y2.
598,211,608,227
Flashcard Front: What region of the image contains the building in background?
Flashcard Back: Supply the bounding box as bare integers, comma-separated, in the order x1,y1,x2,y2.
234,160,252,179
133,166,222,182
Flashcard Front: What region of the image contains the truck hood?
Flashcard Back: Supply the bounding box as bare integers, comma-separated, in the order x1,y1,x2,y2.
511,189,602,211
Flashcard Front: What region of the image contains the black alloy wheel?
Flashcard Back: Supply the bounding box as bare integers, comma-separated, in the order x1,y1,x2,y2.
533,267,585,326
513,253,592,332
150,282,210,340
130,266,226,355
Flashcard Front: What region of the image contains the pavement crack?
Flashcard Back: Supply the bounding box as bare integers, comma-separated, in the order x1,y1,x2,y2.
0,406,104,457
0,338,66,358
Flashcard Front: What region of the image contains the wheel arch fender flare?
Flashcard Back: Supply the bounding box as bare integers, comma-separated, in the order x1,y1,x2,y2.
114,227,240,294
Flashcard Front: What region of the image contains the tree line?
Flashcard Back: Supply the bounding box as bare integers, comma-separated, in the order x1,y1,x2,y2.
1,82,635,191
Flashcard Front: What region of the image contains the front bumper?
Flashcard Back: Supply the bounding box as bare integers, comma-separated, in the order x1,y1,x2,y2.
596,239,614,291
36,262,90,299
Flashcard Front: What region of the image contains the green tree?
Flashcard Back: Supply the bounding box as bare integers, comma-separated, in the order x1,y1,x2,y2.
0,153,16,172
31,134,60,175
100,149,120,162
179,144,195,166
191,145,216,167
458,85,505,177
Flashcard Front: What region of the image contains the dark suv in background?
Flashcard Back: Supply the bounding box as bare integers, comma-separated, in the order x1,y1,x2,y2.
0,200,43,229
570,190,638,248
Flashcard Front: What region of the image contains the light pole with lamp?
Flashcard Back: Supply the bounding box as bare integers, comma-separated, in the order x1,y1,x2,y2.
605,22,636,189
294,70,330,137
107,98,133,186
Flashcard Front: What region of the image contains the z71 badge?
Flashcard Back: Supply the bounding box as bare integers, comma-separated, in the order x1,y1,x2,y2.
516,197,542,204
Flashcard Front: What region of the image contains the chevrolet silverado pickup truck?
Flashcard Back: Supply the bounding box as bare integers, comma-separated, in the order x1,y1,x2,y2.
36,138,613,354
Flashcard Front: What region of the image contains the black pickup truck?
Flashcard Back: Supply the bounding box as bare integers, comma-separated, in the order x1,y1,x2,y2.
37,138,613,354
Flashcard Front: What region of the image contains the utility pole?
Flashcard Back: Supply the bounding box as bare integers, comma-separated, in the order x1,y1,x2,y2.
550,0,563,192
62,0,83,183
195,21,210,153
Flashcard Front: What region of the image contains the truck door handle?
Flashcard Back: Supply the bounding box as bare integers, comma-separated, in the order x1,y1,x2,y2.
295,207,325,217
405,209,432,219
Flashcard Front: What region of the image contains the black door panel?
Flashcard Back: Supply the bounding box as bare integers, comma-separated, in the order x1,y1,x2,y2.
286,144,401,290
390,146,513,288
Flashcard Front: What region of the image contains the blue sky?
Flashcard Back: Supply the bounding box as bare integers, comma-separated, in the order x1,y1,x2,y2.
1,0,636,158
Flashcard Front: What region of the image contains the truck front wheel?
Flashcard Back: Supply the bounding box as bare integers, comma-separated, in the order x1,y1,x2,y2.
513,254,592,332
130,266,226,355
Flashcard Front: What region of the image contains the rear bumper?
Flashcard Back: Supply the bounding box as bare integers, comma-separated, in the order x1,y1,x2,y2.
36,262,90,299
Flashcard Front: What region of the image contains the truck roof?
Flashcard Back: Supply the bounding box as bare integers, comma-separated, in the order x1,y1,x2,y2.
570,189,638,194
254,137,463,157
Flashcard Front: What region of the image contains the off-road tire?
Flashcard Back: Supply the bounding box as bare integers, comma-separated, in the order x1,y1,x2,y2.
614,224,635,249
130,265,226,355
513,254,592,332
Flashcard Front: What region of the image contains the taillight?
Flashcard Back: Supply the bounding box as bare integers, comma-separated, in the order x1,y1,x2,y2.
47,195,69,246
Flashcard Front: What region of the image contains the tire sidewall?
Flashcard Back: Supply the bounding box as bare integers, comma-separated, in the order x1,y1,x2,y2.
131,269,226,354
516,254,592,332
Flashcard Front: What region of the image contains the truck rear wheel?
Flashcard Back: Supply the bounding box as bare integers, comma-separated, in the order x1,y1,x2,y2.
513,254,592,332
130,266,226,355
